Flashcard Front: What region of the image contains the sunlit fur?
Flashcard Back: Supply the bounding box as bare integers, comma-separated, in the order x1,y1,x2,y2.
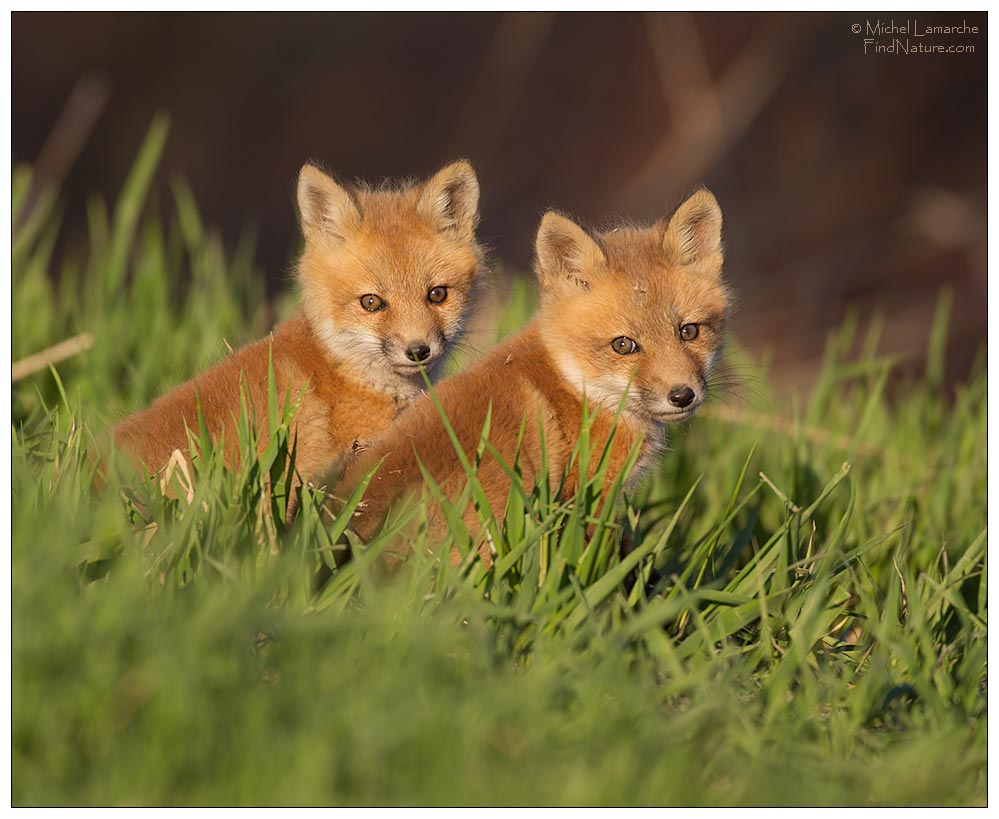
337,189,732,568
113,161,486,496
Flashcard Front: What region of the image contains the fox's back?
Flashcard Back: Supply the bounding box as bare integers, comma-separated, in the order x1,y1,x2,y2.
344,331,547,511
340,324,649,542
112,314,400,480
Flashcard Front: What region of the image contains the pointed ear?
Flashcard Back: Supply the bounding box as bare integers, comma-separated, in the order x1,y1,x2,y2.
534,211,606,293
662,189,723,273
417,160,480,237
297,164,361,244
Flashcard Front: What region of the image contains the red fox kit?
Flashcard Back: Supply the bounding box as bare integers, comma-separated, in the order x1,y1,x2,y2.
338,189,731,562
113,161,486,493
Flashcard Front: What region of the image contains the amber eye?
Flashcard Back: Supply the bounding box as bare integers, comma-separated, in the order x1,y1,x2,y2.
679,323,699,342
611,336,639,355
360,294,385,312
428,286,448,304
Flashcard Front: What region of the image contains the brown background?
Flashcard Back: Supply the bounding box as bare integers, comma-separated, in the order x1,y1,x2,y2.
12,11,987,391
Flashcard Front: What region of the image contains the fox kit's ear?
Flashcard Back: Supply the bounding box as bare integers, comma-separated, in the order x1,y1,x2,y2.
297,164,362,245
417,160,480,238
662,189,723,273
534,211,607,293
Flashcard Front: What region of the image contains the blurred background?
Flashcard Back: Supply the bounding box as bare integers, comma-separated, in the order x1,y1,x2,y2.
12,11,987,393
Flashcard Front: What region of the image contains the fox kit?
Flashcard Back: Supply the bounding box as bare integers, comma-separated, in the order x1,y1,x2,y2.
338,189,731,563
113,160,486,496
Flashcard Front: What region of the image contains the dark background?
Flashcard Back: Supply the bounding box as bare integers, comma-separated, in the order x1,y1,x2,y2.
12,11,987,391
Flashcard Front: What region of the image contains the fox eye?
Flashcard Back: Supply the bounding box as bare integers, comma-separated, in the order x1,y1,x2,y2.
611,336,639,355
679,323,699,342
360,294,385,312
428,286,448,304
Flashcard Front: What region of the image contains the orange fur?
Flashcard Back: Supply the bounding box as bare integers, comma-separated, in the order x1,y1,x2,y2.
113,161,487,497
337,189,732,567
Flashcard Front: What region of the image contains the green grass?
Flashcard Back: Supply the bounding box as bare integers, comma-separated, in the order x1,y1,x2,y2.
12,122,987,806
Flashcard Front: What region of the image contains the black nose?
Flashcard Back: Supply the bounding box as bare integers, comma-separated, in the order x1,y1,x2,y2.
667,386,696,408
405,342,432,363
